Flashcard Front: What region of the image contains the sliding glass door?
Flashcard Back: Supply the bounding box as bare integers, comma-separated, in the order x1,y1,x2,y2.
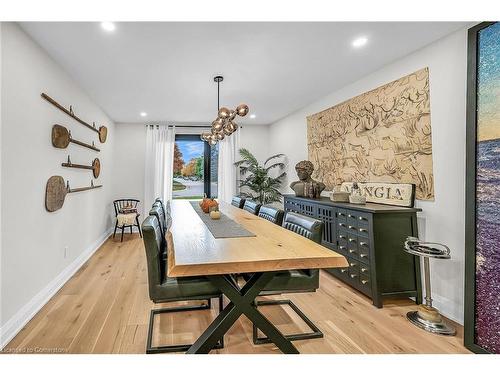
172,134,218,199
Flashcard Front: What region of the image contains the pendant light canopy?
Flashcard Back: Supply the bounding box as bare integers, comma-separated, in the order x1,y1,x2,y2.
200,75,249,145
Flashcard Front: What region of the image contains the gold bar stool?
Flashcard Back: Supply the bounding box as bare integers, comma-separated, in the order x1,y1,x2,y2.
404,237,456,336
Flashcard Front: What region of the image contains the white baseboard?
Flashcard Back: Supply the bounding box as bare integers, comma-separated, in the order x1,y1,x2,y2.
431,293,464,325
0,227,114,349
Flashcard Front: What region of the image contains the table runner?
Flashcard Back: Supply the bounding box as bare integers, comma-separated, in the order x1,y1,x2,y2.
189,201,255,238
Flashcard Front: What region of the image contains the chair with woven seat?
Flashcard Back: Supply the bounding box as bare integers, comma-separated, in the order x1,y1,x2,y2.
243,200,262,215
142,215,224,353
231,196,246,209
252,211,323,345
113,199,142,242
258,205,284,226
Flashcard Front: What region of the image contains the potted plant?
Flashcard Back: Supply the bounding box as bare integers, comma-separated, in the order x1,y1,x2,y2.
234,148,286,205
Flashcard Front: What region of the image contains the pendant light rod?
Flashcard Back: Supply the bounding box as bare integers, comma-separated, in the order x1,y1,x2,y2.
214,75,223,111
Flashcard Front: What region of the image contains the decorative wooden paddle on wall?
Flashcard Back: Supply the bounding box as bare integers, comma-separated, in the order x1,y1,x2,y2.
62,156,101,178
52,124,100,152
45,176,103,212
41,93,108,143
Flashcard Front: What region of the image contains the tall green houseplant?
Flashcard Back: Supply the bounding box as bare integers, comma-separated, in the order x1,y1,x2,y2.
234,148,286,204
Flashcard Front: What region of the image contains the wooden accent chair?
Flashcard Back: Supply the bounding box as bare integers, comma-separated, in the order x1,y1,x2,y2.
113,199,142,242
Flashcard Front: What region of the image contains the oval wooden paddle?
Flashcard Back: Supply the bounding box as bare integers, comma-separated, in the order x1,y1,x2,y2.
52,124,100,152
42,93,108,143
45,176,103,212
62,156,101,178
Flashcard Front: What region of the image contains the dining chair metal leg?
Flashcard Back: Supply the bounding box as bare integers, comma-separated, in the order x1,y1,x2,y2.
113,221,118,238
121,226,124,242
186,272,299,354
252,299,323,344
146,299,224,354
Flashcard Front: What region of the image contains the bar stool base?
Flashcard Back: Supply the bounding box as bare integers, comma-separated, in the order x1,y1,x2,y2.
406,310,456,336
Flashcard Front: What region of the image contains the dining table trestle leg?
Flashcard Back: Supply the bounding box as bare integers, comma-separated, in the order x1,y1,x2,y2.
186,272,299,354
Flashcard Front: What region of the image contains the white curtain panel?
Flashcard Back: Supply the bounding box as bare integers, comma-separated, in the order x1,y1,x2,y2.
217,129,240,203
144,125,175,216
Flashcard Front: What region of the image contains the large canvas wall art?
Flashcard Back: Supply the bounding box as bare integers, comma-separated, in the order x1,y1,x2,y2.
307,68,434,200
465,21,500,354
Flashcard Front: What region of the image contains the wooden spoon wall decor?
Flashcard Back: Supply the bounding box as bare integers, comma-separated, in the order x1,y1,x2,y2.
45,176,103,212
62,156,101,178
42,93,108,143
52,124,100,152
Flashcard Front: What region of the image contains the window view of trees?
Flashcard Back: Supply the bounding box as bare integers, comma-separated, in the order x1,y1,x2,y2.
172,139,205,199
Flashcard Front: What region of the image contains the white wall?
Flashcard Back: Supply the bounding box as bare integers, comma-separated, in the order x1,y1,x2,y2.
239,125,269,164
112,123,146,217
268,28,468,323
0,23,116,346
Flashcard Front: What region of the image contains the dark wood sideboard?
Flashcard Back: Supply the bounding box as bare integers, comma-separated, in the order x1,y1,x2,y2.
283,195,422,307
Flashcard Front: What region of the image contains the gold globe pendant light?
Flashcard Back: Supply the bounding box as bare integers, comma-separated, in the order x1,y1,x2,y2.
200,75,249,145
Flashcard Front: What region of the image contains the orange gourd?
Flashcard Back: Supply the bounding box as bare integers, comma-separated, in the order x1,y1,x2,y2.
200,197,219,213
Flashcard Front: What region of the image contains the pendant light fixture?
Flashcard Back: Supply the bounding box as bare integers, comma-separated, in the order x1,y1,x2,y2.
200,75,249,145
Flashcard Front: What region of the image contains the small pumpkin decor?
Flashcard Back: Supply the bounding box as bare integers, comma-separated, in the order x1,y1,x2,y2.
199,196,219,214
209,209,221,220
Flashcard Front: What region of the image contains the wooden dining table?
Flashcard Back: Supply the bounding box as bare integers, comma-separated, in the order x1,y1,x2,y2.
166,200,347,354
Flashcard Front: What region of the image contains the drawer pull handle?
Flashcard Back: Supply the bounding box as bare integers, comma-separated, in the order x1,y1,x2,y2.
359,228,368,233
339,223,346,227
339,246,346,250
348,225,356,230
348,214,355,218
360,254,368,258
349,249,356,254
341,269,347,273
350,274,357,279
339,235,346,239
359,216,368,221
361,268,368,272
360,241,368,247
348,238,356,243
361,280,369,285
338,213,345,217
349,262,356,267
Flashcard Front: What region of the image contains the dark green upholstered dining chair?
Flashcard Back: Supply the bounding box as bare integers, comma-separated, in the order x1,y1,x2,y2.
258,206,284,226
231,196,246,209
141,215,224,353
154,197,170,217
252,211,323,345
149,205,168,260
243,200,262,215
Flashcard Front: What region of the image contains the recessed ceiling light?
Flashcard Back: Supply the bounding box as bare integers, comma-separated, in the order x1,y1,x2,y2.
249,114,256,119
140,112,147,117
100,22,116,32
352,36,368,48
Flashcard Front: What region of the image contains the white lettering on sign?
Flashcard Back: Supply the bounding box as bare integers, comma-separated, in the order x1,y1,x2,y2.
340,182,415,207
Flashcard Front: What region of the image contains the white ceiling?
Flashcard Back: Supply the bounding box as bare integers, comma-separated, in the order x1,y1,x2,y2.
20,22,466,125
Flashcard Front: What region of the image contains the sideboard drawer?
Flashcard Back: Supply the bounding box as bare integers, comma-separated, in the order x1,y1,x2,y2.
347,235,359,259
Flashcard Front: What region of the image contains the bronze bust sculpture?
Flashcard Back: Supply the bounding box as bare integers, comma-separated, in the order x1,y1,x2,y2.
290,160,325,198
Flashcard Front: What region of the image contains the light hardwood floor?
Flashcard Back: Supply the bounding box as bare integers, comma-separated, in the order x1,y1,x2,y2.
3,234,470,354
